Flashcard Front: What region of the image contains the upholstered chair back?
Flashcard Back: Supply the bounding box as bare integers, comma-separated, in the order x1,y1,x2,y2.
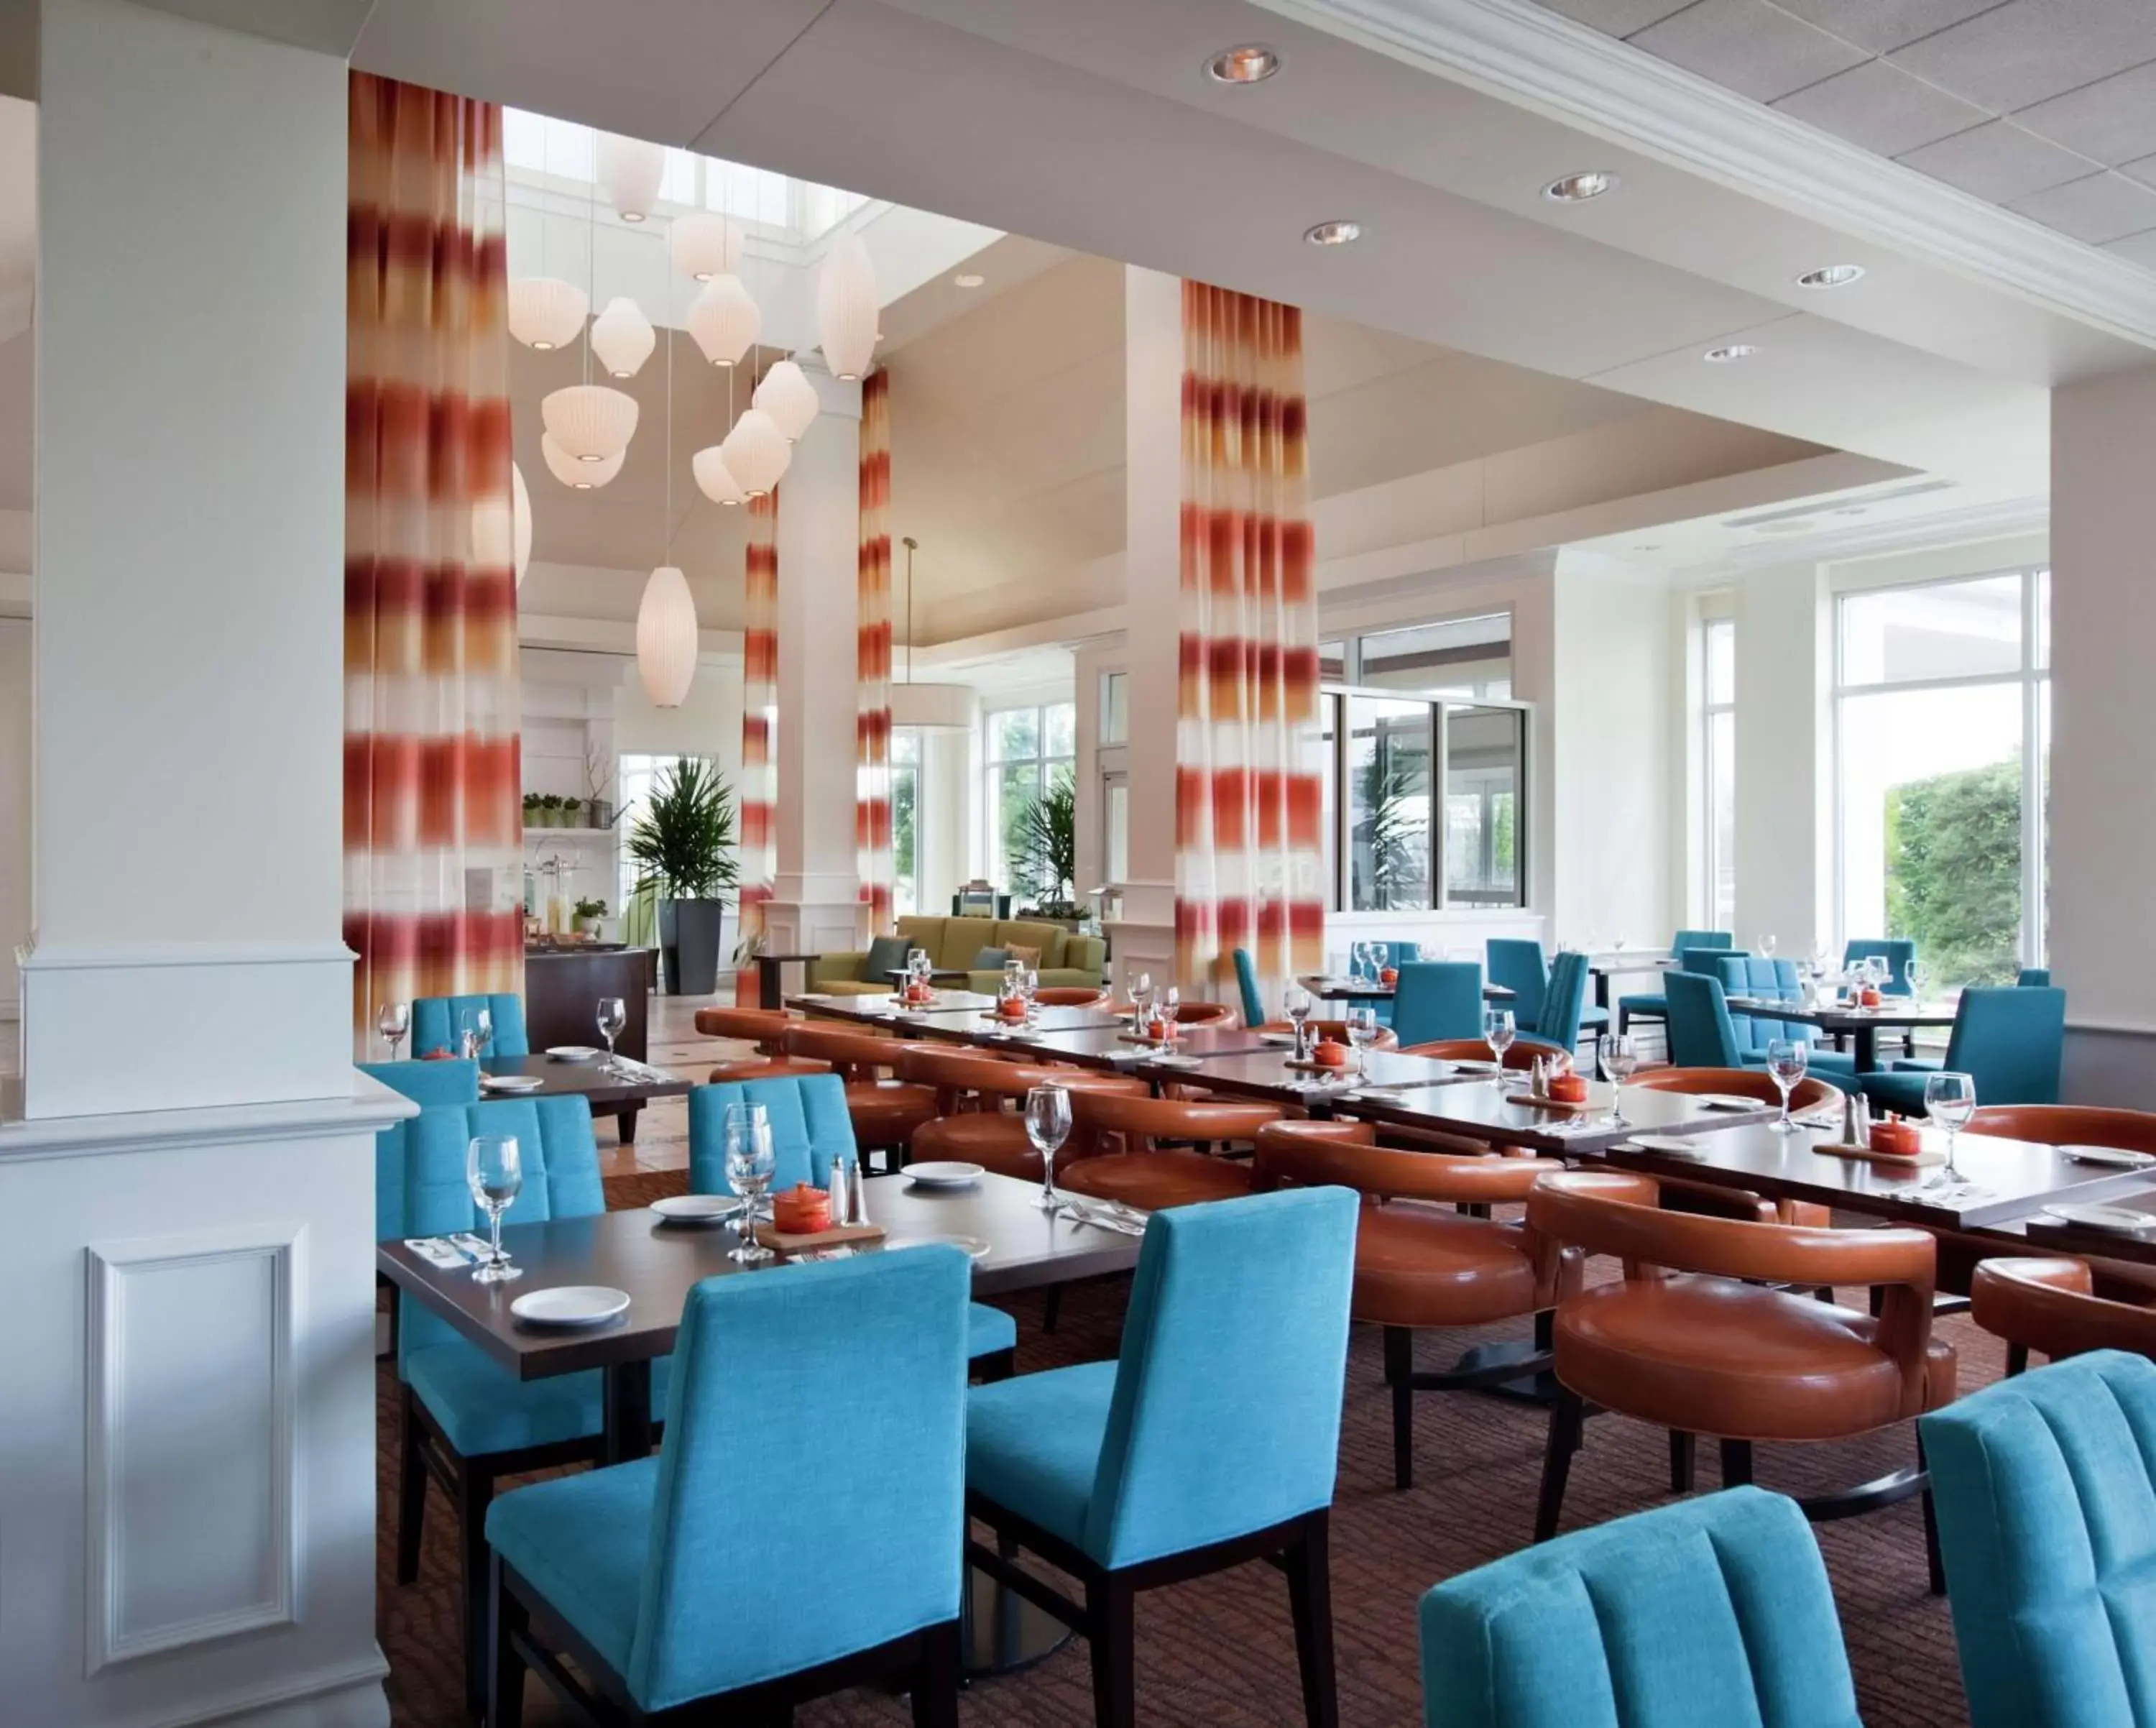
1534,951,1590,1048
1391,963,1483,1047
1842,939,1915,994
688,1072,856,1195
1485,939,1547,1026
1663,970,1745,1070
1716,956,1814,1049
1944,986,2065,1106
361,1057,480,1242
411,992,530,1058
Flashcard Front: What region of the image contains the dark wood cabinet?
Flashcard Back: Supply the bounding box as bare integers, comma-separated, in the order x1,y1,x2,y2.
523,947,653,1062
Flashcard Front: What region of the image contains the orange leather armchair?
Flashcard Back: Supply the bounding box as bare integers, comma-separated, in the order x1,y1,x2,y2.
1032,986,1110,1008
894,1046,1143,1180
1254,1020,1401,1051
779,1024,939,1156
1524,1171,1955,1584
1107,999,1236,1026
693,1007,832,1084
1056,1090,1281,1210
1400,1037,1542,1072
1972,1255,2156,1374
1969,1103,2156,1153
1625,1067,1842,1226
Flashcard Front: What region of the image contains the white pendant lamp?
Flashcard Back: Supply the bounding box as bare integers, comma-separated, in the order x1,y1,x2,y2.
542,431,624,489
471,461,532,585
691,445,745,507
589,296,655,378
598,132,665,223
721,407,790,497
507,277,589,351
636,565,699,706
669,213,740,282
687,274,760,367
816,234,878,381
753,359,820,443
542,383,637,466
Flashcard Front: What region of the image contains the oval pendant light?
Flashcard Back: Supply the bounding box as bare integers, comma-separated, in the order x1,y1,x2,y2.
589,296,655,378
816,234,878,381
598,132,665,223
542,431,624,490
669,213,740,282
542,384,638,465
507,277,589,351
636,565,699,706
721,407,791,498
753,359,820,443
691,445,745,507
687,273,760,367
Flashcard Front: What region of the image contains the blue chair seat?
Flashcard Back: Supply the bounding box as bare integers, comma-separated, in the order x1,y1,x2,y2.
407,1343,676,1458
968,1302,1017,1359
1616,991,1666,1019
1741,1044,1857,1077
1578,1004,1609,1032
488,1453,658,1681
1889,1055,1943,1074
967,1359,1118,1551
1859,1071,1932,1116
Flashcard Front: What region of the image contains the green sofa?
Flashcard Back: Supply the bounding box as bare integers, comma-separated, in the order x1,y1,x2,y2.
808,915,1107,997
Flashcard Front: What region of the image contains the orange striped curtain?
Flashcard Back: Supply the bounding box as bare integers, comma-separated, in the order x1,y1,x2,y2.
1174,281,1324,995
854,369,894,935
344,73,522,1049
737,487,780,945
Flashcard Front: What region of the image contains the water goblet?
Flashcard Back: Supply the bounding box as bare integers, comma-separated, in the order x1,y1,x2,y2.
1284,982,1313,1048
1905,957,1928,1003
1025,1083,1072,1211
378,1001,410,1060
596,996,627,1074
460,1006,494,1061
1925,1072,1978,1194
1598,1033,1638,1127
1764,1038,1808,1133
724,1103,778,1263
1758,932,1777,959
1483,1008,1516,1085
464,1134,523,1283
1345,1006,1378,1082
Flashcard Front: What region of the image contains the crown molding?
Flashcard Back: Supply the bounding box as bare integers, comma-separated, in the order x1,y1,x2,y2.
1693,495,2049,575
1258,0,2156,350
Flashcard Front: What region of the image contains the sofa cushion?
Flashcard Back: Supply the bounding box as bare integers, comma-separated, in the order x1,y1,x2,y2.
1006,944,1043,969
995,919,1069,968
972,947,1010,973
933,918,996,970
864,934,912,981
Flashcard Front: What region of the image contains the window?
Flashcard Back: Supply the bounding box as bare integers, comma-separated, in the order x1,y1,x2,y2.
1834,569,2049,993
1102,773,1129,884
1099,671,1128,745
1445,706,1524,908
505,109,818,236
1353,612,1513,699
1703,617,1736,933
984,701,1076,894
1347,696,1434,910
890,730,920,918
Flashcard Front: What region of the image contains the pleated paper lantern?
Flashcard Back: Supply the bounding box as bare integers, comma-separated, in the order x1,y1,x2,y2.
542,431,624,490
636,566,699,706
599,132,665,223
753,359,819,443
589,297,655,378
542,384,638,465
669,213,740,282
816,234,878,381
507,277,588,351
721,408,790,497
687,274,760,367
691,445,745,507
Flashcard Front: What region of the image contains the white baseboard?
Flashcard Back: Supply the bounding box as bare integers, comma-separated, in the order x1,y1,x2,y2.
123,1655,390,1728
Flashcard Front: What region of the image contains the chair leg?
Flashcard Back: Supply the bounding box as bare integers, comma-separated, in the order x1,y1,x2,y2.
1669,1430,1695,1493
911,1619,962,1728
1042,1287,1063,1336
1285,1513,1340,1728
1534,1389,1585,1543
1917,1433,1945,1597
1085,1571,1138,1728
1720,1438,1754,1487
488,1551,526,1728
2005,1342,2030,1377
972,1346,1016,1384
459,1461,495,1724
395,1385,428,1586
1383,1327,1414,1491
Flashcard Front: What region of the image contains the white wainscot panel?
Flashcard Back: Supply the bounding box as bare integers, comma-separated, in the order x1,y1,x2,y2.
86,1221,303,1673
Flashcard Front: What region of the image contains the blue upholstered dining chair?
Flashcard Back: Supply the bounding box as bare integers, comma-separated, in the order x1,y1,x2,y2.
485,1249,971,1727
687,1072,1018,1378
1663,971,1858,1094
1616,929,1731,1034
1861,985,2065,1116
1419,1486,1862,1728
412,991,530,1058
1922,1350,2156,1728
2017,967,2053,988
1485,938,1547,1027
390,1095,630,1719
965,1187,1358,1726
1843,938,1915,995
1233,946,1266,1029
1713,956,1855,1077
361,1057,480,1246
1391,962,1483,1046
1521,948,1590,1054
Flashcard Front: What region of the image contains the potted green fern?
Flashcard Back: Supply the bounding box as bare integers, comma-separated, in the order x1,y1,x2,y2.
626,758,739,994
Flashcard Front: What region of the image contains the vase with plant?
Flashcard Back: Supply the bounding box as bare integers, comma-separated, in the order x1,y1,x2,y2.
539,793,563,828
1008,768,1087,922
522,792,543,830
573,897,608,938
560,796,583,828
627,757,740,995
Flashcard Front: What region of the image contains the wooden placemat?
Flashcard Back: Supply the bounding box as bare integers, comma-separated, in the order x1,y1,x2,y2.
1813,1141,1945,1167
754,1220,888,1251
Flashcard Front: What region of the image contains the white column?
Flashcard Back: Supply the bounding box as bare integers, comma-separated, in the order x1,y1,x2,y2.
0,6,398,1727
1732,561,1834,957
2051,362,2156,1102
765,361,862,956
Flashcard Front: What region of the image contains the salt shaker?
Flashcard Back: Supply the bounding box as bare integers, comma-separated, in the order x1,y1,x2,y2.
1842,1091,1871,1148
829,1149,860,1226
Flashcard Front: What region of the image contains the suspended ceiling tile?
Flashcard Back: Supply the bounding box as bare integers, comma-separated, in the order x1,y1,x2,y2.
1628,0,1869,103
2007,171,2156,244
2012,58,2156,167
2122,154,2156,190
2102,227,2156,268
1888,0,2156,114
1768,0,2007,56
1894,119,2091,201
1528,0,1695,35
1772,59,1990,157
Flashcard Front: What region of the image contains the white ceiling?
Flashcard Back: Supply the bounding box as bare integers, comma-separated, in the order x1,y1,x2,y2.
1534,0,2156,269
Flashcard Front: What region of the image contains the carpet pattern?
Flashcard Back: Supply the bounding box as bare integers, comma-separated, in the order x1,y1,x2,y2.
377,1241,1998,1727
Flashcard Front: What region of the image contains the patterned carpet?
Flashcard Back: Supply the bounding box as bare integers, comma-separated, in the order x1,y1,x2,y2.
376,1229,1999,1727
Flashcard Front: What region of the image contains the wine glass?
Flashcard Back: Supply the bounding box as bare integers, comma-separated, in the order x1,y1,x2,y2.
1905,957,1928,1002
1866,955,1890,991
596,997,627,1073
1598,1032,1638,1127
1025,1083,1072,1211
1345,1006,1378,1081
1925,1072,1978,1192
1161,984,1181,1033
1758,933,1777,959
377,1001,410,1060
461,1005,493,1061
1284,982,1313,1047
1764,1038,1808,1134
1483,1008,1516,1085
464,1134,523,1284
1021,965,1040,1026
1810,939,1831,973
1130,971,1153,1027
724,1103,777,1263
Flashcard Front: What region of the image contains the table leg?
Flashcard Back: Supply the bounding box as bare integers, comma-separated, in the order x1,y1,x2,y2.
757,956,783,1011
1594,972,1611,1014
1853,1025,1879,1074
617,1104,640,1144
602,1359,653,1463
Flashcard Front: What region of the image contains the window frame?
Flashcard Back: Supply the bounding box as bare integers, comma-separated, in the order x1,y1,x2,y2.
1702,615,1737,934
981,699,1077,893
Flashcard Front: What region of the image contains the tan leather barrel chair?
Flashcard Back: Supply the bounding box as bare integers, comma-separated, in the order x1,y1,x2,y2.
1032,986,1110,1008
1973,1256,2156,1375
894,1046,1144,1180
1056,1090,1282,1210
1625,1068,1843,1226
1399,1037,1542,1072
1524,1170,1956,1584
692,1007,831,1083
1253,1120,1622,1489
778,1024,939,1156
1968,1103,2156,1154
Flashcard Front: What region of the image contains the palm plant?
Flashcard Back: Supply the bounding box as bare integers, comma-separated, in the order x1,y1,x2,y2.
1008,768,1079,914
1358,749,1428,910
627,758,739,904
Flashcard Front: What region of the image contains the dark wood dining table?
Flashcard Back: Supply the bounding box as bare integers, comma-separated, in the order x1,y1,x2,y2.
1302,975,1514,1003
1725,997,1958,1072
479,1054,691,1144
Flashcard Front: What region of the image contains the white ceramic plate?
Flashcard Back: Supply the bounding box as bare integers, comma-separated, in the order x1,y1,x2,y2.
510,1285,631,1327
886,1233,991,1260
479,1074,544,1093
1148,1054,1204,1069
2043,1202,2156,1236
904,1162,985,1189
1258,1031,1296,1046
1448,1060,1498,1075
546,1046,600,1062
1624,1134,1708,1158
2060,1144,2156,1169
650,1194,741,1225
1695,1093,1767,1111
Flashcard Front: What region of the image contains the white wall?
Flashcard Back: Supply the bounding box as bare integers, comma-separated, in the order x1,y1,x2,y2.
1729,560,1832,956
0,617,26,1021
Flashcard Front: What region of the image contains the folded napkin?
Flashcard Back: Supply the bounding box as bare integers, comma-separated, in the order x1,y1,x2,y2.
1062,1202,1146,1237
1538,1118,1606,1139
403,1236,470,1269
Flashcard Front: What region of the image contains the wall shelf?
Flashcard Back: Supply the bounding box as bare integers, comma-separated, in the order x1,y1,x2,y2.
522,827,617,838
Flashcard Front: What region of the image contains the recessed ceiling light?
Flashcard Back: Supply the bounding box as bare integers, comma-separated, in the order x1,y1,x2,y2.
1797,264,1865,290
954,273,985,289
1703,344,1759,363
1207,44,1280,84
1542,170,1618,203
1304,219,1361,247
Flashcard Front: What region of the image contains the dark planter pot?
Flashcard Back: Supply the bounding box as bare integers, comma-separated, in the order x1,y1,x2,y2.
660,898,727,996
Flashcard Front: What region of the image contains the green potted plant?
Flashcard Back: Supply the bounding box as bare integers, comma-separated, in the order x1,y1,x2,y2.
561,795,583,828
1008,768,1087,924
538,792,562,828
626,757,739,994
573,896,608,938
522,791,543,829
